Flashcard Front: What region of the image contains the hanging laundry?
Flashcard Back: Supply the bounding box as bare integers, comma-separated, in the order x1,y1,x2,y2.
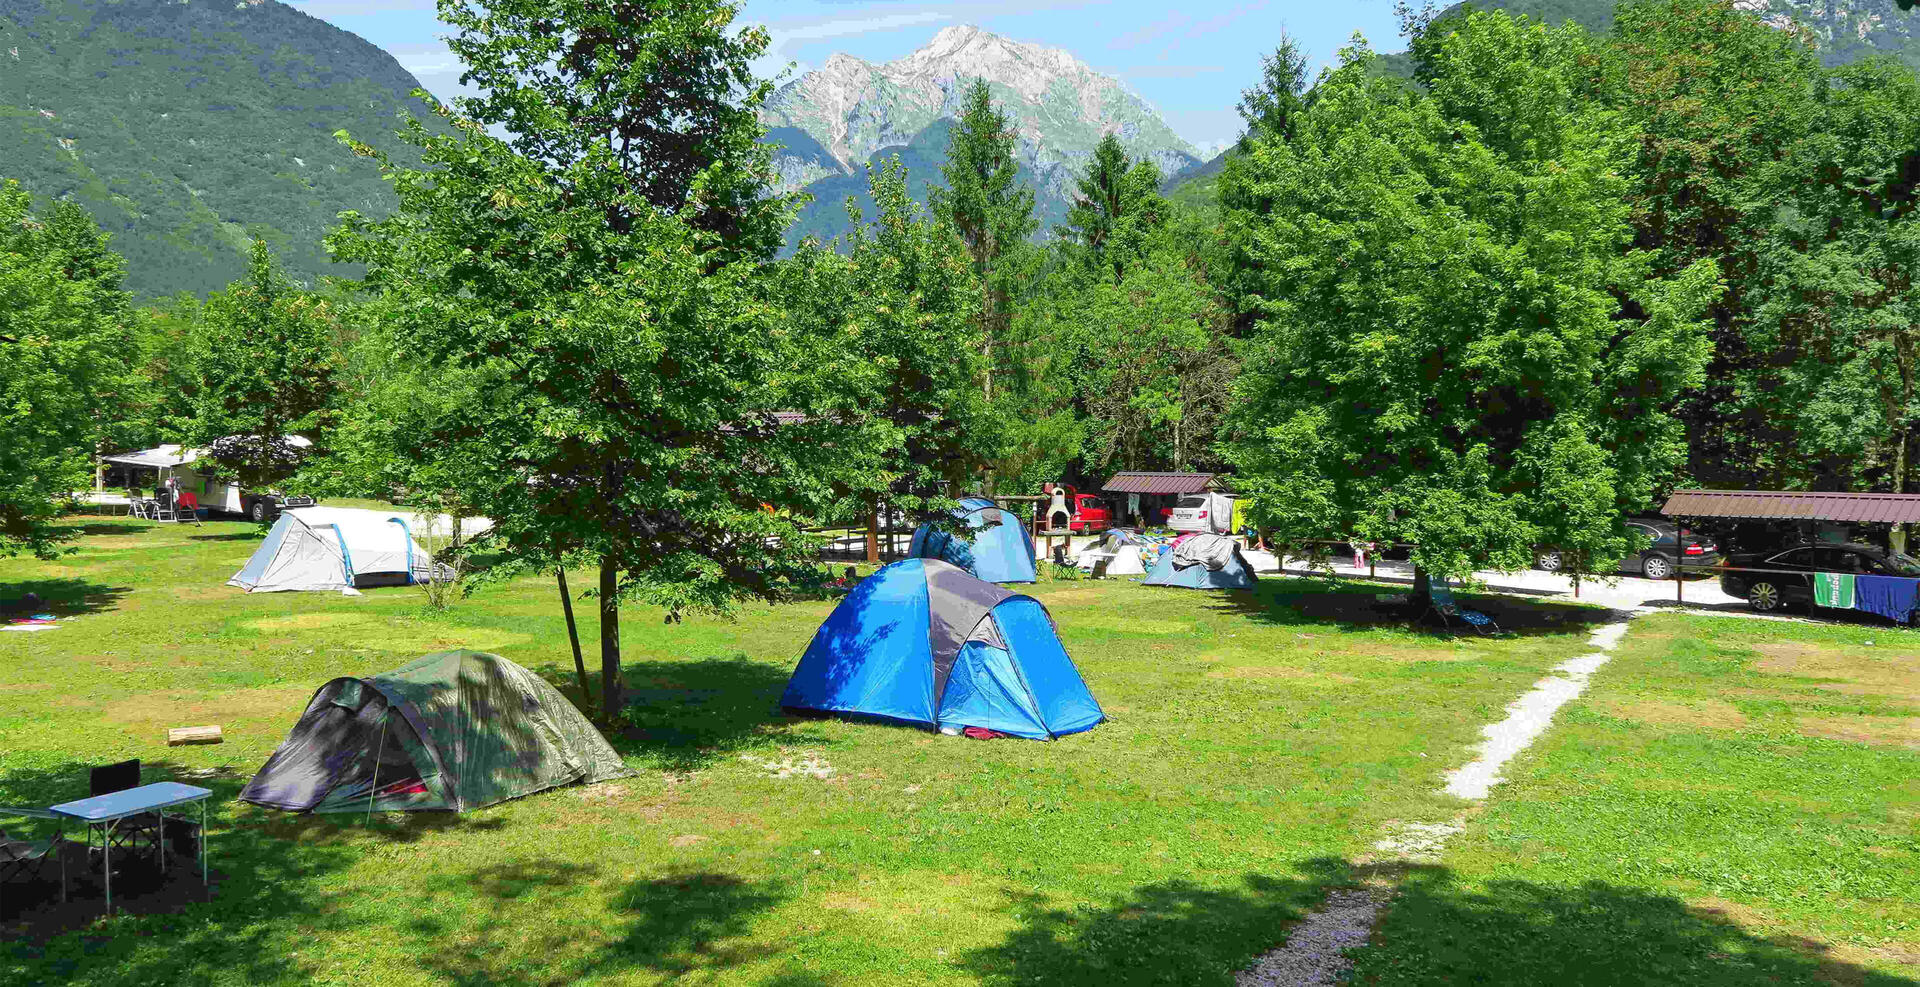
1853,575,1920,624
1813,572,1857,609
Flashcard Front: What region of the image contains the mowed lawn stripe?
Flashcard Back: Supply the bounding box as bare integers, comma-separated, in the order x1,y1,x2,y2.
1352,613,1920,986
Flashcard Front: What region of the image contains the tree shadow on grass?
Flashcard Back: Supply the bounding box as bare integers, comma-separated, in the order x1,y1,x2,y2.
960,861,1345,987
1348,863,1919,986
186,531,263,543
410,863,791,986
1204,577,1619,639
540,654,815,774
59,523,144,538
0,578,131,617
959,855,1915,987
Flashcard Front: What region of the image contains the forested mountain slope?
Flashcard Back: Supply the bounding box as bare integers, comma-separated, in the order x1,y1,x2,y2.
0,0,433,297
1169,0,1920,210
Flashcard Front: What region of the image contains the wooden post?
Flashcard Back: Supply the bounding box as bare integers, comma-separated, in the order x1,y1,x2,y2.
1677,525,1685,604
866,504,880,565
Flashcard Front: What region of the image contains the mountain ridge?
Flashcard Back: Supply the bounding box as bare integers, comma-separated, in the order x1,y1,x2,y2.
0,0,434,297
764,25,1202,247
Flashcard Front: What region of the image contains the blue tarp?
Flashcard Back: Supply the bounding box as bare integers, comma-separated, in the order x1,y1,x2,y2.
1854,574,1920,624
781,559,1102,739
907,498,1038,583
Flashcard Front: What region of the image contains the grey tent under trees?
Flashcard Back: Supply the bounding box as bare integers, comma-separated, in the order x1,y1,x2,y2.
240,651,631,813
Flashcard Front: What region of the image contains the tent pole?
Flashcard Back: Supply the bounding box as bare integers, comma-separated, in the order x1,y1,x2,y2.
367,713,388,826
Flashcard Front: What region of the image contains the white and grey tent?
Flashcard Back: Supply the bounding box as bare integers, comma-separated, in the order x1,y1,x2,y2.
230,508,439,595
1074,529,1155,576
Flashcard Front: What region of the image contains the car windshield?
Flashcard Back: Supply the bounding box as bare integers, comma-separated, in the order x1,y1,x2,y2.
1883,552,1920,576
1177,497,1207,508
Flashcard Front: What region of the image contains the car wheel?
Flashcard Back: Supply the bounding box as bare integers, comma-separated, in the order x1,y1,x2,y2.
1747,581,1782,613
1642,554,1674,580
249,499,268,523
1536,550,1563,572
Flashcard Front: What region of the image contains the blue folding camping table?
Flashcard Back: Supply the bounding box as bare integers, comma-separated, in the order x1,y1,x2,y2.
51,781,211,914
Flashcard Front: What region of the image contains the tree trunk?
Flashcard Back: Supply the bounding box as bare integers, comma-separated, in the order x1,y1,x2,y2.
598,555,621,721
557,564,589,702
866,503,880,565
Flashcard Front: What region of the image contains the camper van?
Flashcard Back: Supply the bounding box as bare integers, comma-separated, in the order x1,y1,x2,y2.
101,436,316,520
1168,492,1238,535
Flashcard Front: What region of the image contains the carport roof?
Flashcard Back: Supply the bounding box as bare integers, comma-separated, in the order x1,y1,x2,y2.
1101,472,1227,495
1661,489,1920,524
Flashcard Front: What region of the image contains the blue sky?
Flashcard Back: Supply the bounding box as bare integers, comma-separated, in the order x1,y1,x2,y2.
283,1,1410,152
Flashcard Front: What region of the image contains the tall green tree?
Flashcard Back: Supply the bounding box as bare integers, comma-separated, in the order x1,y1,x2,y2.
1235,33,1312,150
1604,0,1823,487
180,239,339,491
1225,16,1716,582
1744,59,1920,547
929,79,1036,407
776,158,995,521
1058,134,1167,285
0,184,137,558
334,0,838,720
439,0,787,261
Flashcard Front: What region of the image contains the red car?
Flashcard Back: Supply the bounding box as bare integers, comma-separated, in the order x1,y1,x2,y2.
1067,493,1113,533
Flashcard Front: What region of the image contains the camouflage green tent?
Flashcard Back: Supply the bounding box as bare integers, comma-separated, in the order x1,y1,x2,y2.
240,650,631,813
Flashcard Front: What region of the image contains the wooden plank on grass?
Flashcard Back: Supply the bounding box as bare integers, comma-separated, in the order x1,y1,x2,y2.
167,725,222,746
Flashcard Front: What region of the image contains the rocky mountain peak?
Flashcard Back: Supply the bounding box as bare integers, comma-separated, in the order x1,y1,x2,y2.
762,25,1201,246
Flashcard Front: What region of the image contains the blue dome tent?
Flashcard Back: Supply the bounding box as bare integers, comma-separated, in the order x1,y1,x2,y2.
1143,533,1259,590
907,497,1037,584
781,559,1103,740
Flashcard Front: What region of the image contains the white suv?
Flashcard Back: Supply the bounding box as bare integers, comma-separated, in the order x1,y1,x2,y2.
1168,493,1236,534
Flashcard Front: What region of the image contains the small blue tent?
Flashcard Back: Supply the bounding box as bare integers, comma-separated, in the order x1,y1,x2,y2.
907,497,1038,584
1143,533,1259,590
781,559,1103,740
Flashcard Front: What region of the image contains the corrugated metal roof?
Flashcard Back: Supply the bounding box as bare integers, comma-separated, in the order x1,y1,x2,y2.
1661,489,1920,524
1101,472,1224,495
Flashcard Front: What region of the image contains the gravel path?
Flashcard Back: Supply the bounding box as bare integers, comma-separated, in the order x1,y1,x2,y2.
1234,889,1390,987
1235,612,1635,985
1443,620,1630,799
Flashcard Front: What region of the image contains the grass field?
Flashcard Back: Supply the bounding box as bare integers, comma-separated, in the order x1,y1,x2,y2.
1353,613,1920,985
1,518,1913,985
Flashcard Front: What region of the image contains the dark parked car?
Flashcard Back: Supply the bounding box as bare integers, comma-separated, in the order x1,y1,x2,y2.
1535,520,1718,580
1720,542,1920,613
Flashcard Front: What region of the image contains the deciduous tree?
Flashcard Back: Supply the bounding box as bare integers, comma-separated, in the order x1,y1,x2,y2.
0,185,137,558
1225,15,1716,584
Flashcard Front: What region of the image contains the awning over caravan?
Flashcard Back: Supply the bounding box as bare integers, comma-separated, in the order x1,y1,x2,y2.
100,444,195,469
101,435,312,471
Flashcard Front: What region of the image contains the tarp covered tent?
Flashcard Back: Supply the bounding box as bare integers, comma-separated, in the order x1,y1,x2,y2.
1144,533,1258,590
907,498,1038,584
229,507,437,594
781,559,1102,740
240,651,631,813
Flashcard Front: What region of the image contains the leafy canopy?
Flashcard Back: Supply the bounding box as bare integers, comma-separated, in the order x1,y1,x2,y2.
1224,14,1716,578
0,184,137,558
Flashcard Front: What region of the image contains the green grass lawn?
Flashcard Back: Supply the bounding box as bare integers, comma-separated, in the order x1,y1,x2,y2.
1353,613,1920,985
0,517,1612,986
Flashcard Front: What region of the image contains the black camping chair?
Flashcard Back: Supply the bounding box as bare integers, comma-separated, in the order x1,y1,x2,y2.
86,760,165,866
1420,579,1501,635
0,805,67,908
1049,544,1080,580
